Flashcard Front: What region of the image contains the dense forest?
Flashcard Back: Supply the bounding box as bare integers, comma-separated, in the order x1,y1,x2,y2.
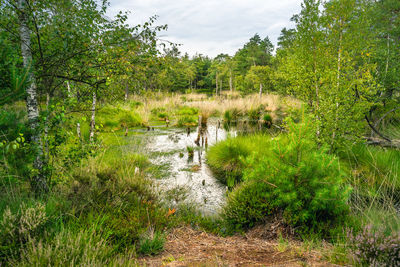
1,0,400,266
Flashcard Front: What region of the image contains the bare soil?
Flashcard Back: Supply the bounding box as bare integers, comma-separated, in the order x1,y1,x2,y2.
139,226,338,267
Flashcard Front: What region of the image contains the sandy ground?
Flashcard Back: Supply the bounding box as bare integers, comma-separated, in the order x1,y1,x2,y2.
139,226,339,267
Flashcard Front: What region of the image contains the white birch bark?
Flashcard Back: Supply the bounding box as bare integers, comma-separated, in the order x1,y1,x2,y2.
18,0,48,193
89,91,96,143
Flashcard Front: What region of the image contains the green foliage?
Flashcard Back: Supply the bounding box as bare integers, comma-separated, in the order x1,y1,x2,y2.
223,118,351,236
14,229,115,267
223,108,241,124
207,135,270,187
0,202,49,261
176,116,197,127
176,106,198,116
0,108,32,180
138,230,166,256
97,105,143,130
342,144,400,192
186,146,194,157
223,179,272,231
247,108,260,122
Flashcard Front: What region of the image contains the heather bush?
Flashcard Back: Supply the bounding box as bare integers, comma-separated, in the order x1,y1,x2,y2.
349,225,400,266
0,202,49,260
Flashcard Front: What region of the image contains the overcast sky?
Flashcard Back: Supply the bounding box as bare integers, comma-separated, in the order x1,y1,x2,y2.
107,0,302,58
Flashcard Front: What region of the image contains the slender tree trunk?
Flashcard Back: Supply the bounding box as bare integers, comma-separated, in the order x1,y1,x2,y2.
219,80,222,93
229,70,233,92
384,34,390,83
66,81,72,98
89,91,96,143
124,82,129,101
259,83,263,99
44,93,50,161
215,72,218,96
18,0,48,193
77,122,81,140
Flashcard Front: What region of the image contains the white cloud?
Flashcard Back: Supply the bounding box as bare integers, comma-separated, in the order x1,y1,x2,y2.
107,0,302,57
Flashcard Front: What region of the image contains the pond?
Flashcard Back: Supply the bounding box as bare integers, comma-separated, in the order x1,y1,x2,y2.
129,118,270,215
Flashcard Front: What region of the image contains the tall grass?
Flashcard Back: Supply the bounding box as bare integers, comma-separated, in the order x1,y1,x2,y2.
207,134,272,187
127,92,301,126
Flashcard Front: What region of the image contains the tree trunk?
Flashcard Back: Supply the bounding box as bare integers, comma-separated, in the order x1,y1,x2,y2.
77,122,81,140
18,0,48,193
89,91,96,143
124,82,129,101
66,81,72,98
259,83,263,99
44,93,50,161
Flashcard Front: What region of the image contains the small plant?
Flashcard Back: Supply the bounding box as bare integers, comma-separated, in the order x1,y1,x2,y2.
223,108,241,124
177,106,198,116
187,146,194,157
262,113,272,127
138,230,166,256
177,116,197,127
348,225,400,266
247,109,260,123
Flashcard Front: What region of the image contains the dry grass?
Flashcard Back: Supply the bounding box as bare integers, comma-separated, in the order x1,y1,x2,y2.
188,93,301,121
139,226,335,267
128,92,301,124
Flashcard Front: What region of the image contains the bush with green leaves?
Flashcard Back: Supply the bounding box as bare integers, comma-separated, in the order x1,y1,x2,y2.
207,134,271,188
138,230,166,256
224,118,352,236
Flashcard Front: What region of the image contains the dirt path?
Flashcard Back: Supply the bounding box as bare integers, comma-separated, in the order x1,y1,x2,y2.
140,227,337,266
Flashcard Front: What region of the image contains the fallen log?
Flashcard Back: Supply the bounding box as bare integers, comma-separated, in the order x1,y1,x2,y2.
365,137,400,149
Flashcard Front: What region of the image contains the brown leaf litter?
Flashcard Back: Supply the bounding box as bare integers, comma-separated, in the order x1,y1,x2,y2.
139,226,340,267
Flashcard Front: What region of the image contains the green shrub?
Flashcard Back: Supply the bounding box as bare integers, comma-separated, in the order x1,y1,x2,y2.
263,113,272,123
176,106,198,116
129,101,143,109
67,153,171,252
223,108,241,124
223,180,273,231
207,135,270,187
247,109,260,123
224,118,352,236
151,107,166,115
15,229,114,266
0,202,49,261
176,115,197,127
98,106,142,130
118,111,142,127
138,230,166,256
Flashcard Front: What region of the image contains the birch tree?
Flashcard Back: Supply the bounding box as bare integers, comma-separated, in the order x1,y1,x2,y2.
17,0,48,193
